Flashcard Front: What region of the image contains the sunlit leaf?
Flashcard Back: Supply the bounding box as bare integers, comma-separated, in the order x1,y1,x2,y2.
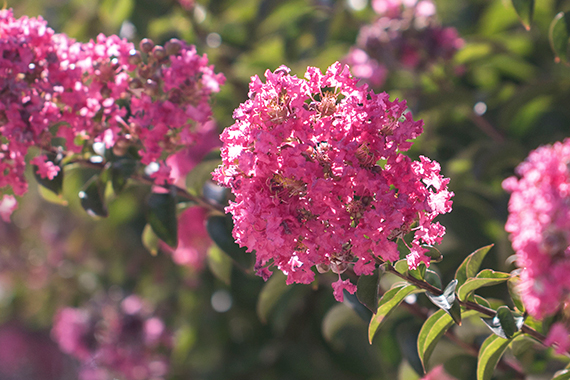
369,283,422,343
552,369,570,380
477,334,513,380
426,280,461,325
457,270,510,302
455,245,494,288
142,223,159,256
508,276,525,313
418,309,478,371
481,306,523,339
550,12,570,64
511,0,534,30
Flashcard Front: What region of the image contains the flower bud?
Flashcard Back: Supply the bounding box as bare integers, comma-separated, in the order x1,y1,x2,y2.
165,39,182,56
152,46,166,61
316,263,330,274
128,50,142,65
139,38,154,54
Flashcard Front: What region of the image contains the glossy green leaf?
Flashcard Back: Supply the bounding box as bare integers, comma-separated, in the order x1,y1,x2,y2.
356,269,381,313
457,270,510,302
552,369,570,380
511,0,534,30
550,12,570,64
481,306,523,339
33,153,64,195
207,245,233,285
111,158,137,194
206,215,252,271
257,271,289,323
142,223,159,256
147,192,178,248
477,334,513,380
455,245,494,288
426,280,461,325
79,176,108,217
369,284,421,343
418,309,478,371
508,276,525,313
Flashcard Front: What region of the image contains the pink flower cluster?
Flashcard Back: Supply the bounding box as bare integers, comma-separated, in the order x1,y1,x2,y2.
0,9,224,201
345,0,463,87
52,294,171,380
503,139,570,319
213,63,453,301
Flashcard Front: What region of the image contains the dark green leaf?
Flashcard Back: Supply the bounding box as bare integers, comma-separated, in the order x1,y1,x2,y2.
418,309,478,371
508,276,525,313
356,269,381,313
33,153,64,195
147,192,178,248
550,12,570,64
477,334,513,380
455,245,494,288
481,306,523,339
206,215,252,271
426,280,461,325
369,283,422,343
79,176,108,217
257,271,289,323
111,159,137,194
425,269,442,290
457,269,510,301
511,0,534,30
344,291,373,322
475,295,492,309
409,262,426,281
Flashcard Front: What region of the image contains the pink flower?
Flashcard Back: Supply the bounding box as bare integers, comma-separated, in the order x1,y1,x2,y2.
332,278,358,302
213,63,453,299
421,364,457,380
31,155,60,180
0,195,17,222
545,322,570,354
161,206,211,269
503,139,570,318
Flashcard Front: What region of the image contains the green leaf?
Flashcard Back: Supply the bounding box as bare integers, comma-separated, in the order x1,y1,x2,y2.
323,303,361,344
147,192,178,248
357,269,381,313
206,215,252,271
477,334,513,380
79,175,108,217
511,0,534,30
425,269,442,290
418,309,478,371
394,259,408,275
142,223,159,256
481,306,523,339
369,283,422,343
111,159,137,194
426,280,461,325
457,270,510,302
257,271,290,323
410,262,427,281
207,245,233,285
475,295,492,309
550,12,570,64
508,276,525,313
552,369,570,380
455,245,494,288
33,153,64,195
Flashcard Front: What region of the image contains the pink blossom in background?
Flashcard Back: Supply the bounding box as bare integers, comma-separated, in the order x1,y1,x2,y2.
0,194,17,222
545,322,570,354
161,206,212,269
503,139,570,319
213,63,453,301
52,294,171,380
345,0,463,86
0,9,224,206
421,364,457,380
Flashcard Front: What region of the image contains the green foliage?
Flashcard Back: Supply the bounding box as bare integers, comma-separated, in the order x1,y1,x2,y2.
147,192,178,247
426,280,462,325
477,334,513,380
457,270,510,302
356,268,381,313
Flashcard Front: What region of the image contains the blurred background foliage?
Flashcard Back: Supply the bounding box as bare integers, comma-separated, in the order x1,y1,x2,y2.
4,0,570,379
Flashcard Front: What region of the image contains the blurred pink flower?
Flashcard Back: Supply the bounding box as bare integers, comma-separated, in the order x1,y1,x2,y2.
545,322,570,354
421,364,457,380
0,195,17,222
